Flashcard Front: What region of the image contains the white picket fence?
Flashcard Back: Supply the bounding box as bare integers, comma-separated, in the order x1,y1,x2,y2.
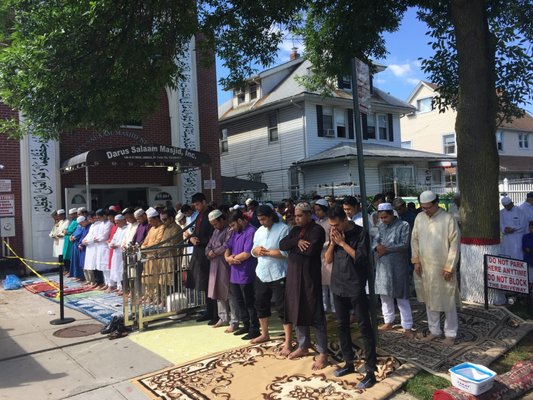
499,178,533,204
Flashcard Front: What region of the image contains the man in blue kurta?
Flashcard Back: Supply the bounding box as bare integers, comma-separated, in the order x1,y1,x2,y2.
62,208,78,274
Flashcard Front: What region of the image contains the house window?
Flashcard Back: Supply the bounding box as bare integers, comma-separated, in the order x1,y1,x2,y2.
335,109,346,138
496,131,503,151
519,133,529,149
268,113,278,142
416,97,433,113
249,83,258,100
219,128,228,154
366,113,376,139
337,76,352,90
323,107,334,137
377,114,388,140
443,134,456,154
401,141,412,149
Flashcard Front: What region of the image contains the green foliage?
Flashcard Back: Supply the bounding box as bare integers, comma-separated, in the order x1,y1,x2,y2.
405,371,450,399
417,1,533,123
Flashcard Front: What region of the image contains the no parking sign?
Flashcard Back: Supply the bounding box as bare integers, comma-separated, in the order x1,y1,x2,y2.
484,254,530,309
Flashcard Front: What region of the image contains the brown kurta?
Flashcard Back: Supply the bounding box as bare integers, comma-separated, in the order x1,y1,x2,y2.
205,226,232,301
158,221,182,286
141,223,166,287
279,221,325,326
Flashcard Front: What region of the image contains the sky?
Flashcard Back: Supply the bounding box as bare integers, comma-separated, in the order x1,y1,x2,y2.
215,8,532,115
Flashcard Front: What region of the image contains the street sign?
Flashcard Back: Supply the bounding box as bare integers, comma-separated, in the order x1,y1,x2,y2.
484,254,529,309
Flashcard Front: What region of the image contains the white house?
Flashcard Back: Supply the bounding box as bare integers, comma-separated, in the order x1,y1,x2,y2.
401,81,533,181
219,56,455,202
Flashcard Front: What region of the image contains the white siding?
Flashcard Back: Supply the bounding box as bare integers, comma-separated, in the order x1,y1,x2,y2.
499,130,533,156
220,105,305,201
305,102,404,157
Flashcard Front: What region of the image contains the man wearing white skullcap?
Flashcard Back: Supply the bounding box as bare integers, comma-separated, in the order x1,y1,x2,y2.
61,208,80,274
68,216,90,280
121,208,139,250
108,214,128,292
141,206,166,302
133,208,150,245
373,203,414,338
49,207,69,262
500,196,528,260
411,190,460,346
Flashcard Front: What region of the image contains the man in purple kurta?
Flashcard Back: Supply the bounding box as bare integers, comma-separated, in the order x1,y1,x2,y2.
133,208,150,245
225,210,259,340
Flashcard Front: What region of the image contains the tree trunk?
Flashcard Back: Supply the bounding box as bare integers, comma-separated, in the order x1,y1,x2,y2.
450,0,505,304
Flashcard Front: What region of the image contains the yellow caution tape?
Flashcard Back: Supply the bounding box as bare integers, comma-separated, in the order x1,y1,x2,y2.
5,256,61,265
3,240,61,297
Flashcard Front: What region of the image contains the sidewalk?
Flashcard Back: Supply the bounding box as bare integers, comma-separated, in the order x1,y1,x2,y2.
0,287,170,400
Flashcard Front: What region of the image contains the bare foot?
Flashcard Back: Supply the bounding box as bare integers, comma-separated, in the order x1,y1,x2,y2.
288,347,309,360
279,342,294,357
312,353,329,370
213,320,227,328
225,326,237,333
251,334,270,344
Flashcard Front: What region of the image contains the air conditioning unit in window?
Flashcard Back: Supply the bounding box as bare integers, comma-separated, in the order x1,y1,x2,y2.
324,129,335,137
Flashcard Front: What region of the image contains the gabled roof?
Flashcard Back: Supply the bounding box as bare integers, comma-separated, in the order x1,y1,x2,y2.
219,59,416,122
405,81,438,104
499,112,533,132
294,142,454,166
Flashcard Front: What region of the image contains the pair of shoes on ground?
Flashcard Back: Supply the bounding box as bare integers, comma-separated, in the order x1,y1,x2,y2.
334,364,376,389
232,327,261,340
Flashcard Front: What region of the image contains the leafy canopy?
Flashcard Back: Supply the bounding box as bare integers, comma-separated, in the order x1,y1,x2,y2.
0,0,531,138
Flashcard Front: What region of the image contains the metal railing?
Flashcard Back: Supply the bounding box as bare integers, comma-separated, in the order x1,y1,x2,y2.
122,227,205,330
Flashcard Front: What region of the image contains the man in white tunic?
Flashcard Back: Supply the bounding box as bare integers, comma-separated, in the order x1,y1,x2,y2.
500,196,528,260
519,192,533,224
411,191,460,346
94,209,113,289
109,214,127,292
49,209,69,259
121,208,139,250
82,212,100,285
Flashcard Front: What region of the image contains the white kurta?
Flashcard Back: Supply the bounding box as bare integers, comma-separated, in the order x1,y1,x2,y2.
83,221,100,270
411,208,460,312
500,206,528,260
95,221,113,271
519,202,533,225
49,219,69,257
109,225,127,283
121,221,139,249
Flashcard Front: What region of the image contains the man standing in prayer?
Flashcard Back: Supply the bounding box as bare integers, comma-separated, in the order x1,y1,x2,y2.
392,197,416,231
206,210,233,328
133,208,150,246
121,208,139,249
373,203,414,338
69,216,89,281
50,209,69,261
325,205,377,389
225,209,260,340
141,207,166,303
62,208,79,274
94,209,113,289
279,202,328,371
108,214,127,293
412,190,460,347
314,199,335,315
187,193,216,323
519,192,533,224
249,205,292,352
343,196,363,227
500,196,528,260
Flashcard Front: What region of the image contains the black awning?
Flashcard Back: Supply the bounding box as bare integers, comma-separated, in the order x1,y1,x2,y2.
61,144,211,173
221,176,268,193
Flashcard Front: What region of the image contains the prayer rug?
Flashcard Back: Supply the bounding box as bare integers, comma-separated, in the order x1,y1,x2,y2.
43,285,95,297
133,341,419,400
376,301,533,377
23,281,60,294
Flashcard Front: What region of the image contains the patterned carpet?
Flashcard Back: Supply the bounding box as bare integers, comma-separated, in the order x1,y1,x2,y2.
133,340,418,400
22,274,122,324
376,301,533,377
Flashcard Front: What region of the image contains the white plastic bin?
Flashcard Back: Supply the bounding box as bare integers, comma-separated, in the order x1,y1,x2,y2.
449,362,497,395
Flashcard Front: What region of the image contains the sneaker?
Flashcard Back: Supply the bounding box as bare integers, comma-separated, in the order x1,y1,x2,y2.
233,327,249,336
334,363,355,377
356,372,376,389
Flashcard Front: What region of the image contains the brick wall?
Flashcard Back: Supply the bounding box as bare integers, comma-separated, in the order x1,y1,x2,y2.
61,89,175,189
0,105,23,256
195,37,222,203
